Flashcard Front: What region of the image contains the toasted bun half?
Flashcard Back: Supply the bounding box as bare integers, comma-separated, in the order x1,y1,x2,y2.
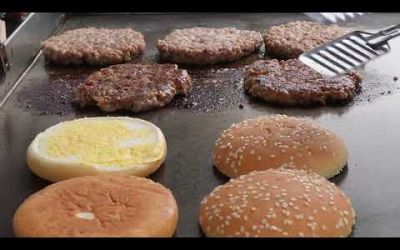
199,169,356,237
27,116,167,182
13,174,178,237
213,115,348,179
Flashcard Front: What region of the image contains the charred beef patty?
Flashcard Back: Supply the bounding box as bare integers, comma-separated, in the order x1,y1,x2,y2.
244,59,362,106
157,27,263,65
264,21,351,59
77,64,192,112
42,28,146,66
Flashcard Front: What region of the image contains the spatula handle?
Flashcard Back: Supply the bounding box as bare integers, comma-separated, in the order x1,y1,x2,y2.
367,24,400,48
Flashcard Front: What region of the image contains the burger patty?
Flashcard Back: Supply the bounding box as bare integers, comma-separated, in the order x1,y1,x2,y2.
157,27,263,65
76,64,192,112
244,59,362,106
264,21,351,59
42,27,146,66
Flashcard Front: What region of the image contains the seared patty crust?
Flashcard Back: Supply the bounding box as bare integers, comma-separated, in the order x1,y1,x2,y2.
244,59,362,106
264,21,351,59
77,63,192,112
42,27,146,66
157,27,263,65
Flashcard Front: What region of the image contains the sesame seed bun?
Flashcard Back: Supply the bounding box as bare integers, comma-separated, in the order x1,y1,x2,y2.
27,117,167,182
199,169,356,237
213,115,348,179
13,175,178,237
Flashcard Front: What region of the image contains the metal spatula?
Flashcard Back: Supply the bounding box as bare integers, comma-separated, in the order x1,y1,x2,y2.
299,24,400,77
305,12,366,24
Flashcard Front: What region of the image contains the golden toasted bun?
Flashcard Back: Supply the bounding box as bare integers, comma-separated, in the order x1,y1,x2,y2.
199,169,356,237
213,115,348,179
13,174,178,237
27,117,167,182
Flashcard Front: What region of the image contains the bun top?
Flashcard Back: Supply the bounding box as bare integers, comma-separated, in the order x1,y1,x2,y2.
13,174,178,237
199,169,355,237
213,115,348,178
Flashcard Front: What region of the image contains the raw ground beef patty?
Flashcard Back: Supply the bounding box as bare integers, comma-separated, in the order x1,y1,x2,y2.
157,27,263,65
264,21,351,59
42,27,146,66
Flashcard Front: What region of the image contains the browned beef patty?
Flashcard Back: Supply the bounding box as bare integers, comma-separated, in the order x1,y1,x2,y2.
157,27,263,65
264,21,351,59
76,64,192,112
244,59,362,106
42,28,146,66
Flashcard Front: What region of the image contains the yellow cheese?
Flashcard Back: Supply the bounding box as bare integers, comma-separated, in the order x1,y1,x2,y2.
42,119,163,167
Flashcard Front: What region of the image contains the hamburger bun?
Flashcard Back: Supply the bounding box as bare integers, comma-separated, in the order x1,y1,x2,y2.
27,117,167,182
13,174,178,237
199,169,356,237
213,115,348,179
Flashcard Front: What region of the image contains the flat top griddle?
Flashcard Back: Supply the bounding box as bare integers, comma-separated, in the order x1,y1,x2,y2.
1,13,400,237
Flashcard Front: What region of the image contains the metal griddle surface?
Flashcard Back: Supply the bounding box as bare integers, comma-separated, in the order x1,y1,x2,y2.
1,13,400,237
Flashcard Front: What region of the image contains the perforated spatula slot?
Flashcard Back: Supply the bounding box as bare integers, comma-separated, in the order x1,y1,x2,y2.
300,24,399,77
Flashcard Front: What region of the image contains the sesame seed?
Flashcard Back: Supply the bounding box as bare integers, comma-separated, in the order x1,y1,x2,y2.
270,226,278,231
295,214,304,220
307,222,317,231
283,219,293,225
